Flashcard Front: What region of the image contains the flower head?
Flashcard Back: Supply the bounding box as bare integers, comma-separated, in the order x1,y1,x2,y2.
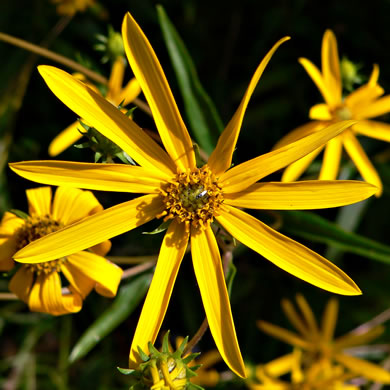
275,29,390,196
257,294,390,384
0,186,122,315
48,57,141,157
51,0,95,16
10,12,377,376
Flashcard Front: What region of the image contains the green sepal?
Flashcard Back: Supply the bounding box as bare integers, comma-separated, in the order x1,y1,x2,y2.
176,335,189,355
148,342,160,356
187,383,205,390
137,346,150,362
182,352,200,365
9,209,29,220
117,367,136,375
142,220,171,235
161,330,170,353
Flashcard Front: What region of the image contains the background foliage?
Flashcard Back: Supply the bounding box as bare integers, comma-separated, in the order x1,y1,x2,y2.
1,0,390,389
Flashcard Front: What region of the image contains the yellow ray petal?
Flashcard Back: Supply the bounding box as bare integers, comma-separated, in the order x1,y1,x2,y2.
0,238,16,270
61,261,94,298
224,179,376,210
321,30,342,105
216,206,361,295
261,353,297,377
14,194,164,264
27,273,46,312
67,251,123,297
10,161,169,194
343,131,382,196
191,225,245,378
208,37,290,176
368,64,380,86
257,320,313,350
9,266,34,302
321,297,338,342
295,294,319,336
273,121,324,150
26,187,52,217
38,66,176,176
353,120,390,142
221,120,355,193
334,325,384,350
334,353,390,384
345,84,384,110
48,121,84,157
299,57,335,107
107,57,125,100
117,78,142,107
309,104,333,120
91,240,112,257
52,187,103,225
281,146,323,182
122,12,196,171
281,299,309,336
319,136,342,180
356,95,390,119
129,220,188,366
0,211,25,236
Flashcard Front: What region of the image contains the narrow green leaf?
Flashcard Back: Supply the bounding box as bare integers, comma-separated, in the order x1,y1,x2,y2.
68,273,152,364
157,5,224,155
280,210,390,264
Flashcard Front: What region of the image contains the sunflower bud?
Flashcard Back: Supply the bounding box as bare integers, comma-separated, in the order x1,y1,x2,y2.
118,332,204,390
95,26,125,64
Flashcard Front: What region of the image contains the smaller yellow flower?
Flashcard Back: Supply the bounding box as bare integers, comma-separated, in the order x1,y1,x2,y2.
0,186,122,315
51,0,95,16
257,294,390,384
48,57,141,157
276,29,390,196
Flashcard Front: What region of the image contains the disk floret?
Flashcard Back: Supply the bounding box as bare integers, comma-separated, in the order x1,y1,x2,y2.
118,332,203,390
159,165,223,229
15,215,65,274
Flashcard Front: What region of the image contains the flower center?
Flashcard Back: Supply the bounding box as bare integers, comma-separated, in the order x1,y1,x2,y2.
158,165,224,230
15,215,65,275
333,104,352,120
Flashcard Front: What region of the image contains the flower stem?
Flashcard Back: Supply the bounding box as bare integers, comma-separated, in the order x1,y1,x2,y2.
0,292,18,300
183,317,209,356
121,261,156,280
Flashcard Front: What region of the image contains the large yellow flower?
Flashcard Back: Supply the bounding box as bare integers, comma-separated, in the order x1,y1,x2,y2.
9,13,377,377
0,186,123,315
48,57,141,157
275,30,390,196
258,294,390,384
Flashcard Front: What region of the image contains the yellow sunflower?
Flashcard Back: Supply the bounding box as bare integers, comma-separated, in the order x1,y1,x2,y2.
10,12,377,376
258,294,390,384
0,186,122,315
275,30,390,196
48,56,141,157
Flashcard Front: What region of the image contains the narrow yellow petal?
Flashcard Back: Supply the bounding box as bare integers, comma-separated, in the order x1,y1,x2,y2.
334,353,390,383
295,294,319,336
191,225,245,378
257,320,313,350
281,299,309,336
61,262,94,298
345,84,384,111
262,353,297,377
368,64,380,86
343,131,382,196
107,57,125,100
321,30,342,105
27,274,46,312
299,57,336,107
122,12,196,171
10,161,169,194
117,78,142,107
48,121,84,157
26,186,52,217
216,206,361,295
281,146,323,182
9,266,34,302
38,65,176,176
221,120,355,193
67,252,123,297
309,104,333,120
224,180,376,210
356,95,390,119
52,187,103,225
353,120,390,142
334,325,384,350
14,194,163,264
273,121,323,150
129,220,188,366
318,136,342,180
321,297,338,342
208,37,290,175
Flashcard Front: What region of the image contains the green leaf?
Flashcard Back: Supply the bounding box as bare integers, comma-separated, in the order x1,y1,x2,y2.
280,210,390,264
68,273,152,364
157,5,223,155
